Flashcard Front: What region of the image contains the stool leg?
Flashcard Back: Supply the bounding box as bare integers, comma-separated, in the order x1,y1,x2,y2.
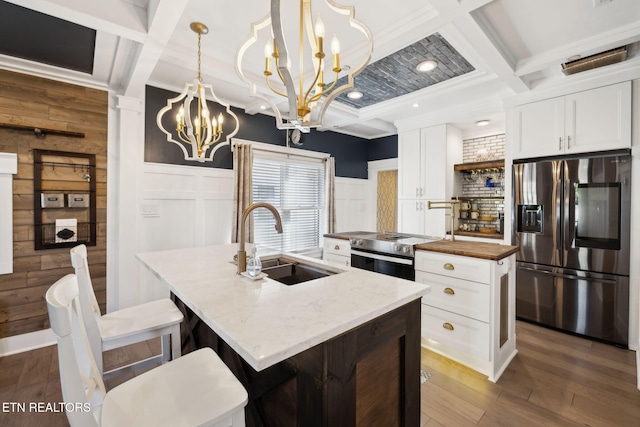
161,335,171,364
231,409,245,427
170,323,181,360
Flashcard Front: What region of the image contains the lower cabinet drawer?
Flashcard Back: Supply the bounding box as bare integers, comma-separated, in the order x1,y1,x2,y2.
324,252,351,266
415,250,491,284
421,304,490,361
416,271,490,322
323,238,351,257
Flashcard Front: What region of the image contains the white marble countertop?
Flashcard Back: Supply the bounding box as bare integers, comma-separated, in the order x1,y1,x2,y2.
136,244,430,371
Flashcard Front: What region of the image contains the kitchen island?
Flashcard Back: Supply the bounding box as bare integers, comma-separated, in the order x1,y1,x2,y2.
137,244,430,426
415,240,518,382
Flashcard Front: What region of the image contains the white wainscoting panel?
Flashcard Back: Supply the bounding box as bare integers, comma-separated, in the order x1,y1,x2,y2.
139,163,234,302
335,177,372,232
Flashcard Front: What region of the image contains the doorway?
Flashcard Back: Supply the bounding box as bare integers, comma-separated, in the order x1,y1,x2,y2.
377,170,397,233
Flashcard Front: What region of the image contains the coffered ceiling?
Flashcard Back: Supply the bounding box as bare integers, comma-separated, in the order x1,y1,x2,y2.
0,0,638,139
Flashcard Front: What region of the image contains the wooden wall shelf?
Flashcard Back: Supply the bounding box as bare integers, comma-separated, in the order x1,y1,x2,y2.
0,123,85,138
454,159,505,172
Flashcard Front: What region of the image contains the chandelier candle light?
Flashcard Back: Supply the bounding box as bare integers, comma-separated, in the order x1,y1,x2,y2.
157,22,239,162
236,0,372,131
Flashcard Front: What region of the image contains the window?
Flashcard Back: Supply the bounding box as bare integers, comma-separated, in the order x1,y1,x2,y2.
252,150,326,252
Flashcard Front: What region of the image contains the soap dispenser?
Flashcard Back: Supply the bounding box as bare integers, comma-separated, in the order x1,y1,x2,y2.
246,246,262,277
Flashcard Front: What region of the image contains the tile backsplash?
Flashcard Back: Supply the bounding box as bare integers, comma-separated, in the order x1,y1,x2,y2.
463,133,505,163
457,133,505,234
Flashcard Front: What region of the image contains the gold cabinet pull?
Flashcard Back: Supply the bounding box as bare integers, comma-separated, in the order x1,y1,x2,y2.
443,263,454,270
443,287,455,295
443,322,454,331
334,245,340,250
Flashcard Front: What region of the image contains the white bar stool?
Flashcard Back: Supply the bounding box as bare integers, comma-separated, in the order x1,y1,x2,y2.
70,244,183,378
47,274,248,427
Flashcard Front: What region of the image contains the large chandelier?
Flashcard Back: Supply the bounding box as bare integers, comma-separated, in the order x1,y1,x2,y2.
236,0,373,131
157,22,239,162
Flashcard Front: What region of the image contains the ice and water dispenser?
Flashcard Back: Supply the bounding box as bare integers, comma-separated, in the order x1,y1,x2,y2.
517,205,543,233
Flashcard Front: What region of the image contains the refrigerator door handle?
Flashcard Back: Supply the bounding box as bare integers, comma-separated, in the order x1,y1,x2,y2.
517,265,618,285
553,161,563,266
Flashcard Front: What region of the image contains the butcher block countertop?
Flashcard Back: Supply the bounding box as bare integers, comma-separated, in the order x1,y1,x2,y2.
415,240,518,261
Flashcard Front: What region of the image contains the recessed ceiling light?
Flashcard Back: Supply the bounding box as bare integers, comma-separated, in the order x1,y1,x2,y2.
259,105,267,110
416,60,437,73
412,103,420,108
567,54,581,62
347,90,363,100
476,120,490,126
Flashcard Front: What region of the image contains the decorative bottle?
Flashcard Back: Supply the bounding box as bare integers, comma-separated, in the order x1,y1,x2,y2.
246,246,262,277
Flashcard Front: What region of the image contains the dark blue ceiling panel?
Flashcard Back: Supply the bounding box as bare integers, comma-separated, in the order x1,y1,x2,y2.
0,1,95,74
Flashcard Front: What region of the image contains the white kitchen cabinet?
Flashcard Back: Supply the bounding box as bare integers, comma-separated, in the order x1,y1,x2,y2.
513,81,631,159
322,237,351,266
397,129,422,199
415,250,517,382
397,200,445,236
397,124,461,237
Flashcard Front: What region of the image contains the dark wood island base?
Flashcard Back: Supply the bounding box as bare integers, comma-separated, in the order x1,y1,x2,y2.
173,295,422,427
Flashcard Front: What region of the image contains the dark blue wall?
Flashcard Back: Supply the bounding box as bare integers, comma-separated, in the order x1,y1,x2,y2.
367,134,398,161
145,85,397,178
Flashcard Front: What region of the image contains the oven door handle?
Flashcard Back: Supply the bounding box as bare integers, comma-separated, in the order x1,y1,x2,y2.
351,249,414,265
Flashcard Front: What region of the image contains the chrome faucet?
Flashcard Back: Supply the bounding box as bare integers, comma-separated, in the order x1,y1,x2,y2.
427,199,460,241
237,202,283,274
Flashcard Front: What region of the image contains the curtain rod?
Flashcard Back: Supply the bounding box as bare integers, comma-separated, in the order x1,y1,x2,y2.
231,138,330,160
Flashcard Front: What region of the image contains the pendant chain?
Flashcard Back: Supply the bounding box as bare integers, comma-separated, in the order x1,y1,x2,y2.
197,32,202,82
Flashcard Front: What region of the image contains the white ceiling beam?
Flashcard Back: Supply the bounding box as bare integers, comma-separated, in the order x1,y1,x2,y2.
121,0,189,98
459,0,495,13
427,0,529,94
4,0,148,42
244,98,270,115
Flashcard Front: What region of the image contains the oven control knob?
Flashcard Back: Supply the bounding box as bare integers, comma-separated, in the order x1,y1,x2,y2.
402,246,410,254
351,239,362,246
394,244,401,251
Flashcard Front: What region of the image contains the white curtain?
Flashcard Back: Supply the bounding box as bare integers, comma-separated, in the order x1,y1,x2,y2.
231,142,253,243
325,156,336,234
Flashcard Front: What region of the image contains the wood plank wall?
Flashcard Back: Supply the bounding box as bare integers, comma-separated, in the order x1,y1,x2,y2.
0,69,108,338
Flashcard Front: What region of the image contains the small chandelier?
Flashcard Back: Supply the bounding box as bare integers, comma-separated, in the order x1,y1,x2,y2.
236,0,372,131
157,22,239,162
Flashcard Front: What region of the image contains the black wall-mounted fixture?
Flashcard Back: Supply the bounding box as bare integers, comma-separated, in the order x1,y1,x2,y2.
0,123,85,138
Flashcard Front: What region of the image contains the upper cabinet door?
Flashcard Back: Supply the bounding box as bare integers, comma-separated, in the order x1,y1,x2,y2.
512,81,632,160
398,129,422,199
513,97,565,159
565,81,631,155
421,125,447,200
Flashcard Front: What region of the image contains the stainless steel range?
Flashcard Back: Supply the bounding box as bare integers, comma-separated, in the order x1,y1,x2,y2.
349,232,437,280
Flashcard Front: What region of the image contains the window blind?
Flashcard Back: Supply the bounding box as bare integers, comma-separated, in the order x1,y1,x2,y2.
252,151,326,252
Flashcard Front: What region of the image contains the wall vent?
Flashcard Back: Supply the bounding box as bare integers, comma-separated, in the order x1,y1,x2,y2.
561,46,627,76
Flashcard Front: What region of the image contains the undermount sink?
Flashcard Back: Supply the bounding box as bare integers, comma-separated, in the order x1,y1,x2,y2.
261,257,341,285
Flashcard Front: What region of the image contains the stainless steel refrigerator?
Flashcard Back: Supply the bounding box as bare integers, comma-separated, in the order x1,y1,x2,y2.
512,151,631,347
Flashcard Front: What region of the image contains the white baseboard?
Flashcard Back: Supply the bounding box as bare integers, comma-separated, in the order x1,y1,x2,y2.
637,350,640,390
0,328,56,357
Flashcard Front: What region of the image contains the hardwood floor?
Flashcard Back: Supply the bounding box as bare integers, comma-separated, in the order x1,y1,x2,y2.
0,321,638,426
420,321,640,426
0,338,161,427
